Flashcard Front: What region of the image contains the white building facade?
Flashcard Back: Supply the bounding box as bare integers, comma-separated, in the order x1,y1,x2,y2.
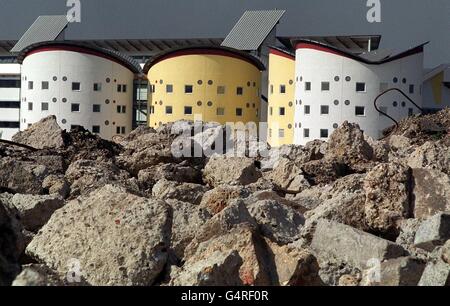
18,42,139,140
422,64,450,111
0,62,21,140
293,40,425,145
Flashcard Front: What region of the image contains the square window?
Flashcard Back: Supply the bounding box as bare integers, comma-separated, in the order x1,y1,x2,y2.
305,82,311,91
185,85,193,94
28,102,33,111
236,108,243,116
41,102,49,111
217,108,225,116
28,81,33,90
122,85,127,93
42,81,49,90
116,126,121,134
184,106,193,115
356,82,366,92
71,103,80,112
166,106,173,114
409,84,415,94
321,82,330,91
166,84,173,93
117,105,121,113
280,85,286,94
72,82,81,91
355,106,366,116
320,129,329,138
270,85,273,94
93,104,101,112
380,82,389,93
121,106,126,113
279,107,286,116
121,126,126,134
117,84,122,92
304,105,310,115
320,105,329,115
92,126,100,134
408,108,414,116
304,128,310,138
150,106,155,114
278,129,285,138
93,83,102,91
217,86,226,94
236,87,243,95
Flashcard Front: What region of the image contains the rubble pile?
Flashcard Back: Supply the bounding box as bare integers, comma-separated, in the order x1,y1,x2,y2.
1,109,449,286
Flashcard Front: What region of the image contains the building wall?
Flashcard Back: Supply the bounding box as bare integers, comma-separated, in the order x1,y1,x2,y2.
267,49,295,146
20,48,135,140
294,44,424,145
147,51,261,127
0,63,21,140
423,69,450,110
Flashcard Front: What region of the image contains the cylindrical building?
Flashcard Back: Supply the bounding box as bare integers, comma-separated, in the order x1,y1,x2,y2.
143,46,265,127
267,47,295,147
293,40,424,145
18,41,141,140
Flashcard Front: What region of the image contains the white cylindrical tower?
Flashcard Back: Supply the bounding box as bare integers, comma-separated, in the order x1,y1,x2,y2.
18,42,140,140
293,40,424,145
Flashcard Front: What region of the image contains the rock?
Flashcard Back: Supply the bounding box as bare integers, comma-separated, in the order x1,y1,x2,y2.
42,175,70,198
183,224,271,285
152,179,208,205
247,200,305,245
396,219,422,250
203,155,261,187
365,135,389,162
361,257,425,286
167,200,211,260
414,213,450,251
412,169,450,219
265,158,310,193
266,240,322,286
32,155,65,175
200,185,251,215
0,199,25,285
65,160,139,198
442,240,450,264
12,116,65,149
0,158,48,194
364,163,412,238
388,135,413,151
418,259,450,286
338,274,360,286
311,220,405,270
288,185,326,210
325,121,374,171
10,194,64,232
408,140,450,175
317,259,361,286
12,264,66,286
26,185,171,286
170,250,243,286
184,200,257,259
301,158,350,185
245,190,308,214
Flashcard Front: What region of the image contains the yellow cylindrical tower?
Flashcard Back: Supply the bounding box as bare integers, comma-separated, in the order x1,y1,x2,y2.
267,47,296,147
143,46,265,127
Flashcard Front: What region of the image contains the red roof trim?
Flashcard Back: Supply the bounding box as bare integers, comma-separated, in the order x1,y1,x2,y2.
269,48,295,61
24,45,134,72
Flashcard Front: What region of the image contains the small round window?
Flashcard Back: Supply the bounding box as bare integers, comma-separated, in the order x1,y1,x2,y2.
298,122,302,128
105,99,110,104
62,76,67,81
300,76,303,82
393,77,398,83
105,120,110,126
62,98,67,103
197,80,203,85
113,122,116,126
334,76,340,82
289,102,293,107
334,100,339,106
288,124,293,129
53,76,57,81
298,100,302,105
208,80,213,85
197,101,202,106
62,119,67,124
52,98,57,103
289,80,293,85
159,101,163,105
333,123,339,129
207,101,213,107
402,78,407,84
246,103,250,108
247,82,251,87
159,80,163,84
393,101,398,107
345,100,350,106
106,78,110,83
345,76,351,82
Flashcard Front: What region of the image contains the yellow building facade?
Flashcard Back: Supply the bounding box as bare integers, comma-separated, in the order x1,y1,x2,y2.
267,47,296,147
144,46,265,128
